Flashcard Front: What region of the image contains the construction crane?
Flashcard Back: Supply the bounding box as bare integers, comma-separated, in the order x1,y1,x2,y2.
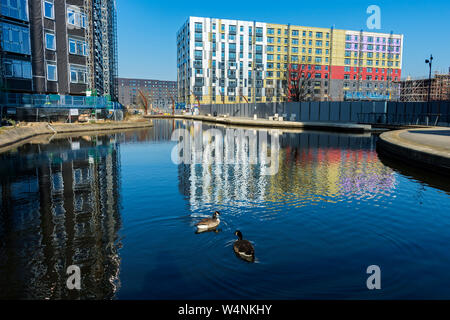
138,89,151,115
170,96,175,115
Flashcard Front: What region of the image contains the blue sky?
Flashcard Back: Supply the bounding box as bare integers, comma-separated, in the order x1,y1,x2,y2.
117,0,450,81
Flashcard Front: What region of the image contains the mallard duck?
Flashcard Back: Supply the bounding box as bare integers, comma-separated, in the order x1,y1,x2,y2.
233,230,255,262
195,211,221,232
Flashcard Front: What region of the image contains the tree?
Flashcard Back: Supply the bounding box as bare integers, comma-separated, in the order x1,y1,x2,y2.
288,77,308,102
282,66,309,102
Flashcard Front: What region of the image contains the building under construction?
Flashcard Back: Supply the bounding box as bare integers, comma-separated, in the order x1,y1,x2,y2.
1,0,118,101
399,71,450,102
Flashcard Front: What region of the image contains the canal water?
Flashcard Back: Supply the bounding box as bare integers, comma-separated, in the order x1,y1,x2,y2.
0,119,450,299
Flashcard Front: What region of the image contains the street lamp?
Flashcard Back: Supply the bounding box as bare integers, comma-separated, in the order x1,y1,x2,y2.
425,55,433,114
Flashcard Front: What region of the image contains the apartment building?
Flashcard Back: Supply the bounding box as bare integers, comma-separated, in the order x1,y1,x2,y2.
177,17,403,104
0,0,32,92
118,78,177,109
0,0,118,100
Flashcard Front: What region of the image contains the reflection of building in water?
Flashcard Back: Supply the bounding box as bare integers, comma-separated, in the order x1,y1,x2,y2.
177,127,396,210
177,123,276,211
270,132,396,202
115,119,185,144
0,134,122,299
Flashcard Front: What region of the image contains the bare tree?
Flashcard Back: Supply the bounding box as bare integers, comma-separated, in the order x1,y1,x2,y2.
282,72,309,102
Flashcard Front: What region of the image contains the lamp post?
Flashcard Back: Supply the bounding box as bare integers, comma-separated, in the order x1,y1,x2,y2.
425,55,433,115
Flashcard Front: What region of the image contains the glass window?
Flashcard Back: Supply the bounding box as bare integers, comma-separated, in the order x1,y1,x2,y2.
67,9,75,24
47,63,57,81
70,65,87,83
67,8,86,28
1,22,31,55
69,39,76,54
44,1,54,19
45,33,55,50
1,0,28,21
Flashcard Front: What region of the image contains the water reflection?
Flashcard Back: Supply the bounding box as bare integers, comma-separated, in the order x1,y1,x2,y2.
0,135,122,299
176,121,396,212
2,120,449,300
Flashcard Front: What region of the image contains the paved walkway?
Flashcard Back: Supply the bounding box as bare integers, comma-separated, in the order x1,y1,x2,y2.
146,114,372,133
378,127,450,173
0,120,153,153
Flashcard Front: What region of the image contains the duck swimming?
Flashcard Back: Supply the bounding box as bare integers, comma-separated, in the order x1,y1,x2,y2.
233,230,255,262
195,211,221,232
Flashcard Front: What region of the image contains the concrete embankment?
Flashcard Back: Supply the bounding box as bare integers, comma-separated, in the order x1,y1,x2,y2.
146,114,371,133
0,120,153,153
377,127,450,175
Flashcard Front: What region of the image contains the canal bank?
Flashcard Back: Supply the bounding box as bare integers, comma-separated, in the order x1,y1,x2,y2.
377,127,450,175
0,120,153,153
145,114,372,133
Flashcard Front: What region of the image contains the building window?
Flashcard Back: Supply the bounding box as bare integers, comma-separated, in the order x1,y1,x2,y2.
1,0,28,21
68,38,87,55
70,65,87,84
44,1,54,19
0,22,31,55
67,7,86,28
45,33,56,50
47,63,57,81
3,59,32,79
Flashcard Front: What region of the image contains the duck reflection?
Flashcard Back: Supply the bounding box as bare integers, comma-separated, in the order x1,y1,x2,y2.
194,227,222,235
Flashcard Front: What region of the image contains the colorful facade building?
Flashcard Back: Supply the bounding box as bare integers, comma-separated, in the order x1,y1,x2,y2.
177,17,403,105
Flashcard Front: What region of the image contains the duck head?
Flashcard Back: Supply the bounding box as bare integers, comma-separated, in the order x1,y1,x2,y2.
234,230,243,240
213,211,221,218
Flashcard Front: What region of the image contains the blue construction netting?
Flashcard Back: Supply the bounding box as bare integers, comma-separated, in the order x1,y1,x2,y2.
0,92,123,110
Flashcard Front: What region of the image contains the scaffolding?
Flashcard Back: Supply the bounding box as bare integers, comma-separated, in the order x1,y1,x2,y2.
101,0,110,97
400,72,450,102
84,0,94,94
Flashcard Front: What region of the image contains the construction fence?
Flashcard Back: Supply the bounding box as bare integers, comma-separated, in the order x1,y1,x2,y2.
0,92,124,122
199,101,450,126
